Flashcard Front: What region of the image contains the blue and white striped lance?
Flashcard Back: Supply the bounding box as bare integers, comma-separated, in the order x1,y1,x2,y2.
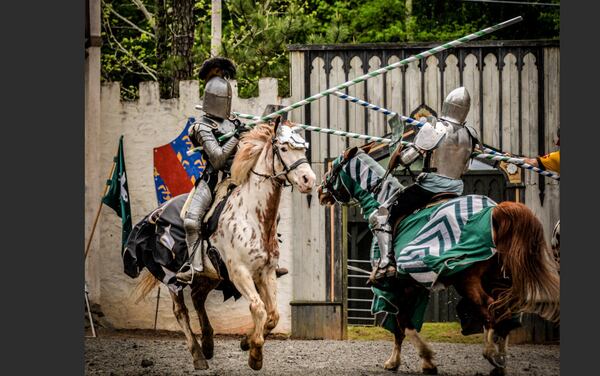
331,92,560,179
191,110,559,180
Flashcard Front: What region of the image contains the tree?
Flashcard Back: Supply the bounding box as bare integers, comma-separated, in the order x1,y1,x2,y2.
101,0,560,100
102,0,195,99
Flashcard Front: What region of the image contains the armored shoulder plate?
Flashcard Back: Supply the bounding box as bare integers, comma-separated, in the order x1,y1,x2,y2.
199,116,219,130
198,116,236,140
414,121,447,151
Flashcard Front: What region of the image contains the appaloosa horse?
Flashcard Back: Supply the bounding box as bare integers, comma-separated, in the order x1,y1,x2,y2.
134,119,316,370
318,146,560,375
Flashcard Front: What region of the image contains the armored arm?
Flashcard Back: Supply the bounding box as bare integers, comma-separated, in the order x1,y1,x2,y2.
190,122,239,170
397,119,447,168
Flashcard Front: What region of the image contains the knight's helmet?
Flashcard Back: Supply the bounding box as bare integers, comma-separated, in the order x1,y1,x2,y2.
203,77,232,119
199,57,237,120
440,87,471,125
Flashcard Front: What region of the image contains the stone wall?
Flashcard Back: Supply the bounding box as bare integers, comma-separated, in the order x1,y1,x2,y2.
88,79,295,334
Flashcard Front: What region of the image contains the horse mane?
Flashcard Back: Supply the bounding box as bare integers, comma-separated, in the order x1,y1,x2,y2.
231,124,275,185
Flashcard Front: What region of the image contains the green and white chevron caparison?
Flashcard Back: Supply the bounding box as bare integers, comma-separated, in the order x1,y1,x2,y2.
393,195,497,288
371,195,498,332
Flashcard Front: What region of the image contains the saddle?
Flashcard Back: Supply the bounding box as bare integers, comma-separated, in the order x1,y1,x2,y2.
199,180,239,298
424,192,460,208
202,178,237,240
392,191,459,230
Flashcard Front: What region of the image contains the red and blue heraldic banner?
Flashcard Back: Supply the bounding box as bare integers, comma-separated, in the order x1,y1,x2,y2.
153,117,206,204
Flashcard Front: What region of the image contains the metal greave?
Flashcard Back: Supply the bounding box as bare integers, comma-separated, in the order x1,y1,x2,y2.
182,180,213,272
368,207,395,268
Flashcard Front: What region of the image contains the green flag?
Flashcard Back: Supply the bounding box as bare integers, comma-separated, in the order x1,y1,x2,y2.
102,136,132,252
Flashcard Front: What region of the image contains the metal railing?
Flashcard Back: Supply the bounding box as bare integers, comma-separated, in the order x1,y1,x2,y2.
347,259,376,325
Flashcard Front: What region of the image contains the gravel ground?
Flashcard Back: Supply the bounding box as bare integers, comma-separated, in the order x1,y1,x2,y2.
85,331,559,376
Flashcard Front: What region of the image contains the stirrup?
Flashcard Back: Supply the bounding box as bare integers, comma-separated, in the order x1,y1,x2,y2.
176,263,195,285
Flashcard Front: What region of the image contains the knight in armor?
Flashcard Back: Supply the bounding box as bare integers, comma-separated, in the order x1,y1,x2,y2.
176,57,247,284
176,57,289,284
368,87,479,285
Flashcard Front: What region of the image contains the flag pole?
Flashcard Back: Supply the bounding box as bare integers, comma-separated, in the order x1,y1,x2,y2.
84,157,117,260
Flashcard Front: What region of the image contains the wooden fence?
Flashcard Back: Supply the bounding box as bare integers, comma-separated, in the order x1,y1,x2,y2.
286,41,560,342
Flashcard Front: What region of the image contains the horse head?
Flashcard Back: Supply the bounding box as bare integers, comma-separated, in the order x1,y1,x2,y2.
318,146,360,205
270,117,316,193
231,117,316,193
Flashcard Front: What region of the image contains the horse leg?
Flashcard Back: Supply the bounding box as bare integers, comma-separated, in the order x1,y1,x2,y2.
169,290,208,370
383,320,404,371
259,268,280,335
240,268,279,351
230,266,268,370
191,278,220,360
462,281,505,370
495,333,509,361
405,328,438,374
454,264,506,371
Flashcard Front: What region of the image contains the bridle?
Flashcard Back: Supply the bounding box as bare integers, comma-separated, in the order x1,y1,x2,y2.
251,135,310,187
320,156,353,203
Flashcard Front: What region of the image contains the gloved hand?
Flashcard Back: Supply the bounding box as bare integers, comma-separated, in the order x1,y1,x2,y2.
232,118,250,137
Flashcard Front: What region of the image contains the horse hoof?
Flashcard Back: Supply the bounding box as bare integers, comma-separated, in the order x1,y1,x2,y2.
423,366,438,375
383,361,399,371
240,337,250,351
193,358,209,370
484,352,506,369
249,348,263,370
248,355,263,370
489,367,506,376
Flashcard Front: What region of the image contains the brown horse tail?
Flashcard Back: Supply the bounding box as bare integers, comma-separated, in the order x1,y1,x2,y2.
132,270,160,304
491,201,560,323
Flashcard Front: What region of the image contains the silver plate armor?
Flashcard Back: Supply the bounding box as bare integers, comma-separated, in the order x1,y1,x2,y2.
277,126,309,149
440,87,471,125
413,120,447,150
429,121,474,179
203,76,233,119
189,116,239,171
399,144,421,167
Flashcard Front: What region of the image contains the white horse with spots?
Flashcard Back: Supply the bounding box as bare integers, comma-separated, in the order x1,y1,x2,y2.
137,119,315,371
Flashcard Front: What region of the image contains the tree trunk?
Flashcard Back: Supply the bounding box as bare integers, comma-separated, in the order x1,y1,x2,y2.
211,0,222,56
155,0,173,98
170,0,195,97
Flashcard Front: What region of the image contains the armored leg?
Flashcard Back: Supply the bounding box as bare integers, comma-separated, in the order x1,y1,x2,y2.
177,180,213,284
368,206,397,283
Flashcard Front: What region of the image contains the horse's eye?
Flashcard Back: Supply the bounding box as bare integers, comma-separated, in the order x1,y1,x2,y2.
280,146,288,152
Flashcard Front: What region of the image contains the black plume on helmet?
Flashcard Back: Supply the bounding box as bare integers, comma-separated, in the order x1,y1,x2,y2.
198,57,236,81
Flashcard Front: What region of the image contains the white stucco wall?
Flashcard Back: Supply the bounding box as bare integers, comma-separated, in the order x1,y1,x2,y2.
91,79,295,334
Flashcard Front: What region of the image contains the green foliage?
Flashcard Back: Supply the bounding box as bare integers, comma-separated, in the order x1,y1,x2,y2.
220,0,318,97
100,0,560,100
101,1,158,99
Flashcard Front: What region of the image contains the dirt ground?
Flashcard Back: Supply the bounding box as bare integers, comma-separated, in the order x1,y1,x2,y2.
85,330,559,376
